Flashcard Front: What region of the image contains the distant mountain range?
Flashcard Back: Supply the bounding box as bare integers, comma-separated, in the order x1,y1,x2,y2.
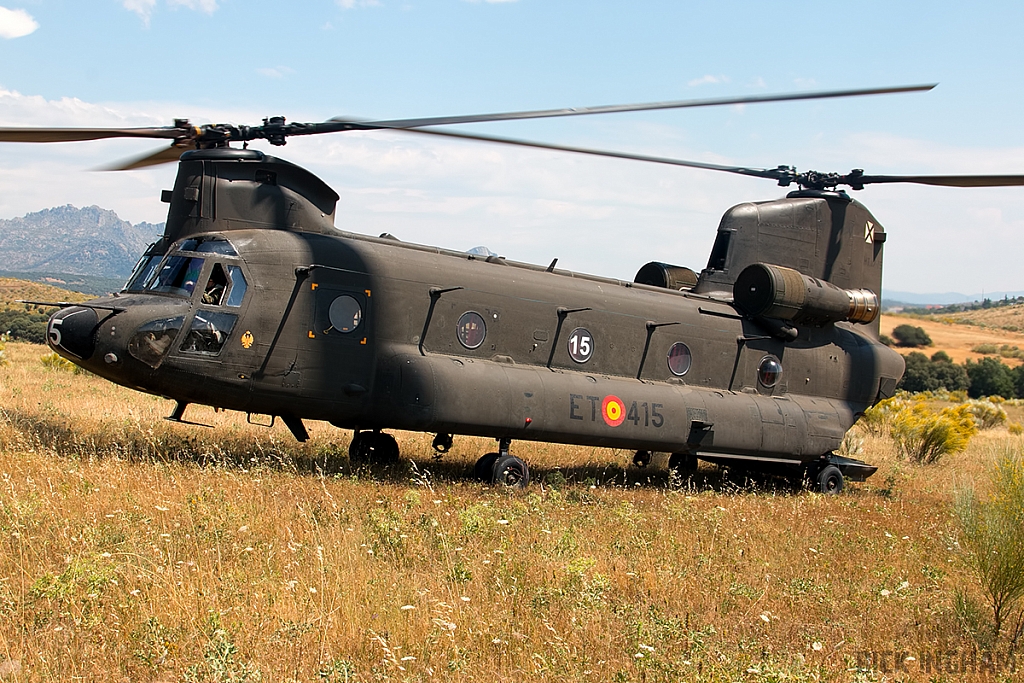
882,290,1024,307
0,205,1018,304
0,205,163,294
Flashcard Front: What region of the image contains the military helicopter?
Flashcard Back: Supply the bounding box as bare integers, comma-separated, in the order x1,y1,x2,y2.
6,84,1024,493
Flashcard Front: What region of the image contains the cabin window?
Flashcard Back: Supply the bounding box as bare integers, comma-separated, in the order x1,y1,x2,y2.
567,327,594,364
457,312,486,349
328,295,363,333
757,355,782,388
666,342,692,376
180,310,238,355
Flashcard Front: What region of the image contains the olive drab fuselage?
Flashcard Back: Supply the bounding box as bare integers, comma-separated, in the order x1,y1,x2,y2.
47,148,905,478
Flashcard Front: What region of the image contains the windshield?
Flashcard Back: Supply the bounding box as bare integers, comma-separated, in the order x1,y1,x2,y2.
148,256,206,297
123,254,163,292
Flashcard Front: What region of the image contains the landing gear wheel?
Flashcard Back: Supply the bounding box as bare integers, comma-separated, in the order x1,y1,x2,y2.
814,465,844,495
668,452,698,474
490,455,530,489
632,450,653,468
473,452,501,481
349,431,400,464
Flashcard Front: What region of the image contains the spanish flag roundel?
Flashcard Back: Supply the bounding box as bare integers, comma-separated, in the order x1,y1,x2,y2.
601,395,626,427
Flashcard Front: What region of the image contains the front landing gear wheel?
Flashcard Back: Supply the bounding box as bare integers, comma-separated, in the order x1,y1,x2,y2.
632,450,652,468
814,465,844,495
491,455,530,489
349,431,400,464
473,452,501,481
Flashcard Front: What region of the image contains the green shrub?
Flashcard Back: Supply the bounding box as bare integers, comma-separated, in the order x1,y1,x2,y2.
0,332,9,366
891,402,977,464
954,450,1024,643
892,324,932,347
973,343,999,355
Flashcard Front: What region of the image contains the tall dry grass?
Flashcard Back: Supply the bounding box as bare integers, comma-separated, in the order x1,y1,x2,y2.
1,340,1022,681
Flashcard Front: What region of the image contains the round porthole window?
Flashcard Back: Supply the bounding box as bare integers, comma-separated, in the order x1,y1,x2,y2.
457,311,486,349
329,295,362,333
757,356,782,388
567,327,594,363
666,342,692,376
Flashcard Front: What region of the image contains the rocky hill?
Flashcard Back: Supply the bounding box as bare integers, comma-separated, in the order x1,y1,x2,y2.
0,205,163,280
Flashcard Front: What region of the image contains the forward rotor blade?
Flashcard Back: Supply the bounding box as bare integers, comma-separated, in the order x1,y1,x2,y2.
0,127,185,143
99,143,191,171
857,174,1024,188
362,123,778,178
339,84,937,129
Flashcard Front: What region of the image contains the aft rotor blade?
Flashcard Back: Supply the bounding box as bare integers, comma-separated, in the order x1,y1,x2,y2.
100,143,191,171
857,174,1024,188
0,127,185,142
340,84,937,129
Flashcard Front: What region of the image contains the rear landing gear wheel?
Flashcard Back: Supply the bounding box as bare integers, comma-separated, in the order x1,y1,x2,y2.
491,455,530,489
668,452,698,474
349,431,400,464
814,465,844,495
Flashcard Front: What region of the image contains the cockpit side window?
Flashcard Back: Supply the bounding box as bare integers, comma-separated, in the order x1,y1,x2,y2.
202,263,229,306
225,266,248,307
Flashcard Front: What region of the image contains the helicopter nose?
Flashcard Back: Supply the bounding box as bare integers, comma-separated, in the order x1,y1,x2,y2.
47,307,99,360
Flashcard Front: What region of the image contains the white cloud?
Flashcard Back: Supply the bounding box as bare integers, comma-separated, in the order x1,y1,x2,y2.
0,6,39,39
337,0,381,8
122,0,157,25
123,0,217,25
168,0,218,13
256,66,294,79
687,75,729,87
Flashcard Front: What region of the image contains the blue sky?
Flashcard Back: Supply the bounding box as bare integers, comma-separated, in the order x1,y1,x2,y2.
1,0,1022,294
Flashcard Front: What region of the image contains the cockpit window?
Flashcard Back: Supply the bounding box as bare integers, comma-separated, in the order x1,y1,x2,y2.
148,256,205,297
225,266,248,307
124,254,163,292
180,310,238,355
202,264,229,306
176,236,237,256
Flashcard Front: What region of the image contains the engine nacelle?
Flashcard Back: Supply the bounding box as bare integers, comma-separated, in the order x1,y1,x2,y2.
733,263,878,326
634,262,698,291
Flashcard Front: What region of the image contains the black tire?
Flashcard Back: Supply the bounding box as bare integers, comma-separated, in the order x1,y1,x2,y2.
668,452,698,474
473,452,501,481
349,431,400,464
373,433,400,463
490,455,530,489
349,432,371,463
815,465,844,495
632,450,653,468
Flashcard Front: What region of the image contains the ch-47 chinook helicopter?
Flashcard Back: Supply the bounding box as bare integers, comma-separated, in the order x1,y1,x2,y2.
6,83,1024,493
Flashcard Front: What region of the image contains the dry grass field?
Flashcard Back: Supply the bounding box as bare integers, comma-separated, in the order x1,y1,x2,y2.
941,304,1024,334
881,314,1024,368
0,278,89,313
1,340,1023,682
